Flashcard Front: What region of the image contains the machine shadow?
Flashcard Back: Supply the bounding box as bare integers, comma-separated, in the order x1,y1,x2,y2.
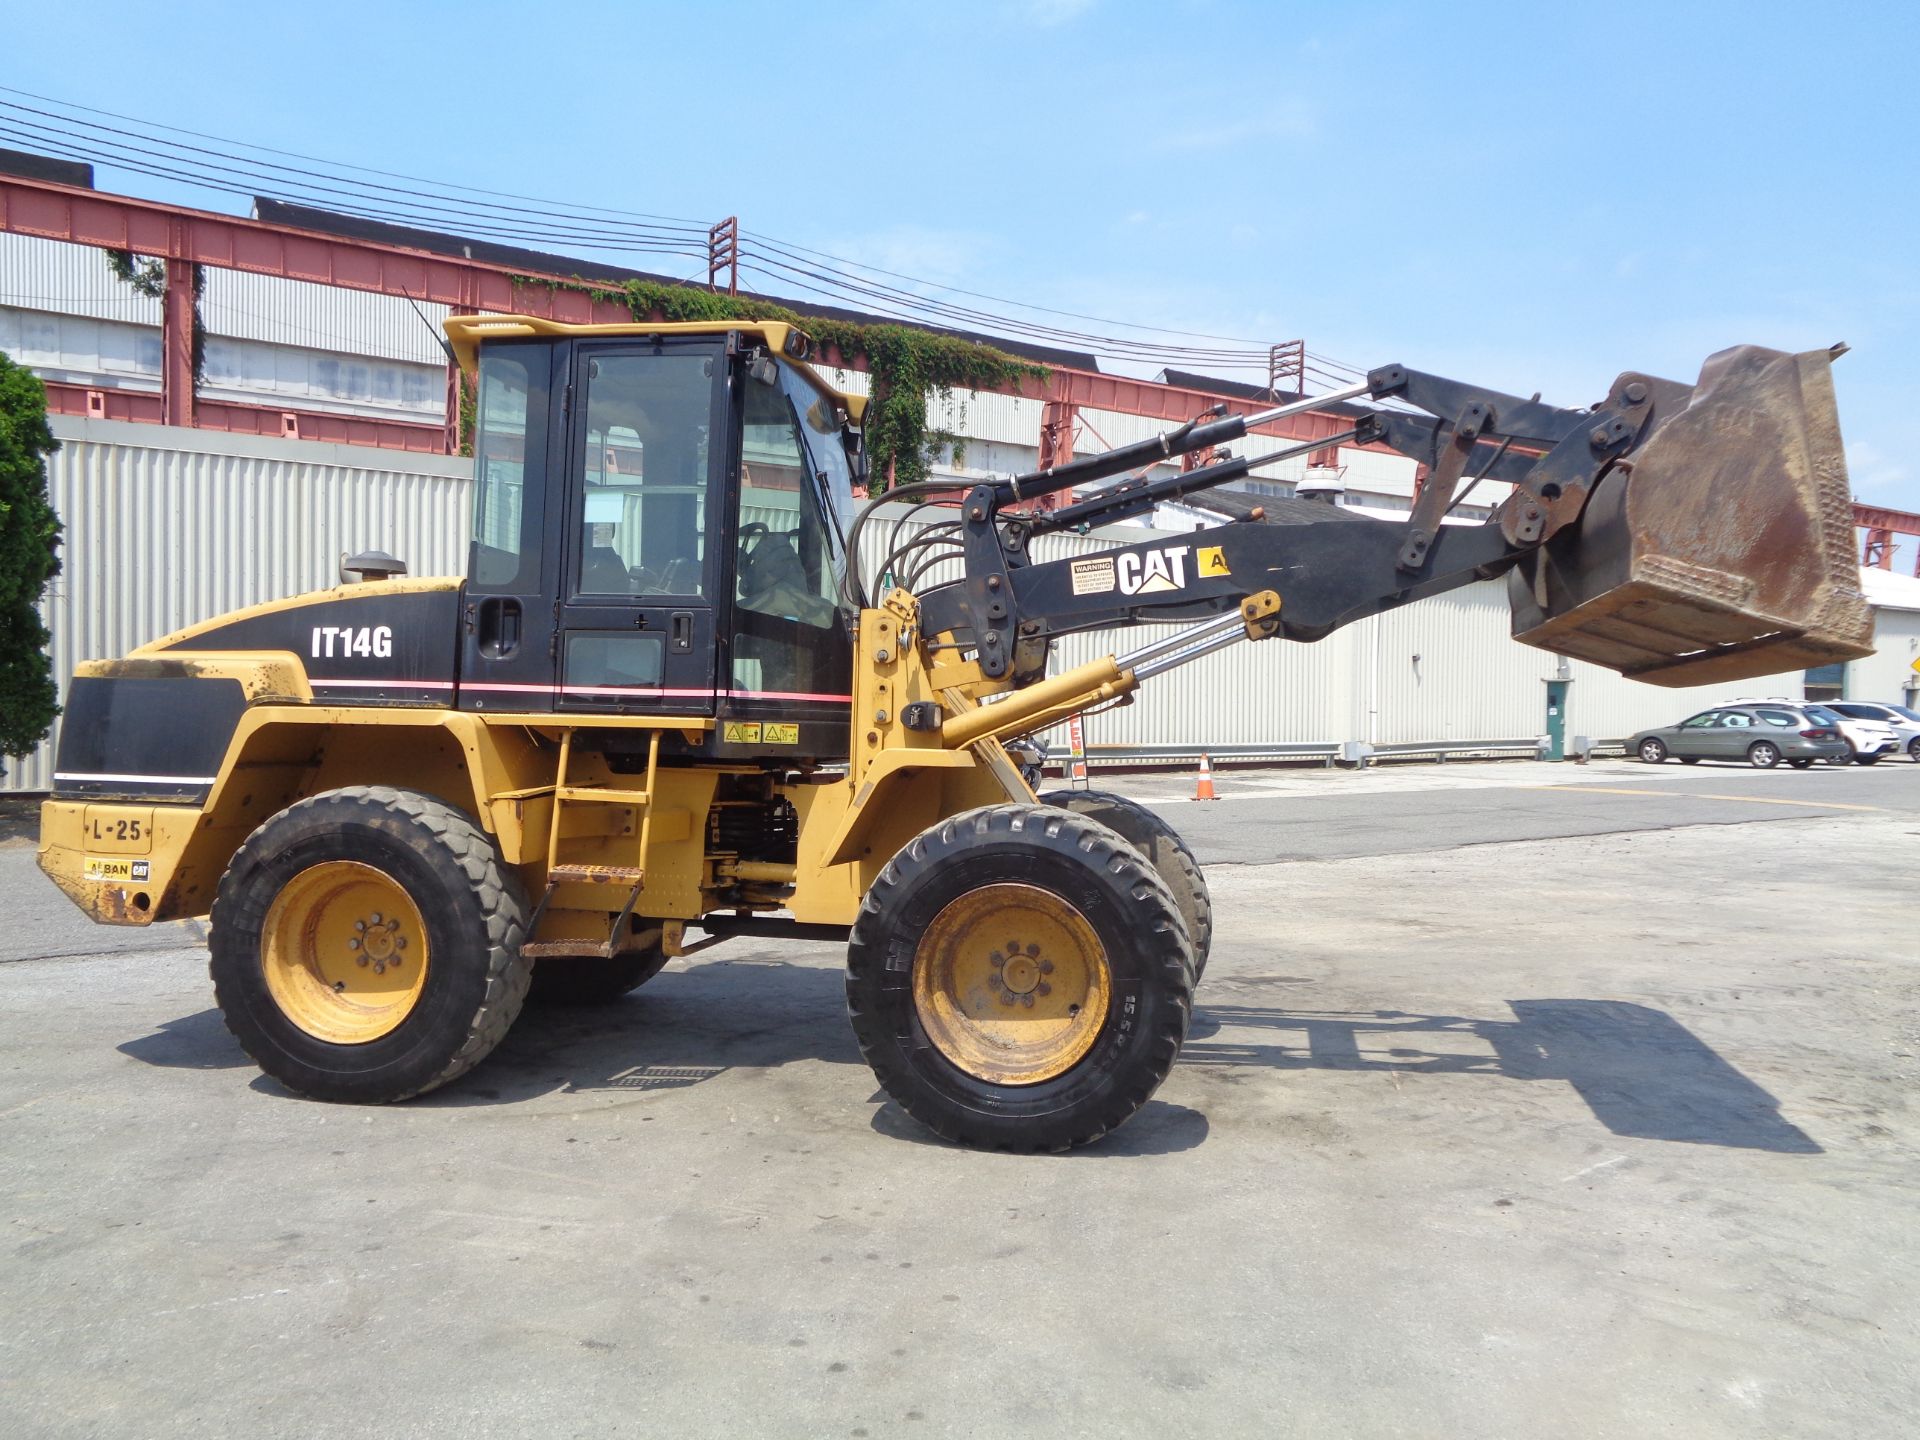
868,1099,1210,1158
117,958,864,1103
116,1007,255,1069
421,958,866,1107
1183,998,1821,1154
117,960,1215,1152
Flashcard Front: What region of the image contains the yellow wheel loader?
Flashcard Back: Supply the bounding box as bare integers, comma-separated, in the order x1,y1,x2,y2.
36,315,1870,1149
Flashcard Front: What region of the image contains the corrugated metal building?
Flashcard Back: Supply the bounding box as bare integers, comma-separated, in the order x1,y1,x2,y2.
6,417,469,792
1849,571,1920,709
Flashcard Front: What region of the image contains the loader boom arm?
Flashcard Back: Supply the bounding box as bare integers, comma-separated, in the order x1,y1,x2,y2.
905,343,1871,690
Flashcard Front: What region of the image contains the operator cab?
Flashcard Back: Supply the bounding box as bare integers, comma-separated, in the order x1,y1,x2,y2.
447,316,861,763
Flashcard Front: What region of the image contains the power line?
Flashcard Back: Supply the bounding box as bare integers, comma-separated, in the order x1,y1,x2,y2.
0,83,715,230
741,230,1286,350
0,108,712,255
1,88,1379,385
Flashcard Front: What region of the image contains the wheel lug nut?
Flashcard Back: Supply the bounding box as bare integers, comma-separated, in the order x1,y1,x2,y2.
354,920,366,932
348,938,360,950
1037,983,1051,997
370,913,383,925
1039,959,1053,974
1020,993,1035,1008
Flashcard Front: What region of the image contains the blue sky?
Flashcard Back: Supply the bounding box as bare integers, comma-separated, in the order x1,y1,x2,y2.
9,0,1917,509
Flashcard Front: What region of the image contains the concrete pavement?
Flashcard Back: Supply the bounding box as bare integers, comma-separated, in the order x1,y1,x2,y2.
1,764,1916,1438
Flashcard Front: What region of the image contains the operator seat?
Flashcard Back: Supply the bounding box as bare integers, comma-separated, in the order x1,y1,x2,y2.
582,544,633,595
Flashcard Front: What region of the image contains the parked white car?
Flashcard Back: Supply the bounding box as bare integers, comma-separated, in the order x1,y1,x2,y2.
1730,698,1900,765
1825,702,1920,762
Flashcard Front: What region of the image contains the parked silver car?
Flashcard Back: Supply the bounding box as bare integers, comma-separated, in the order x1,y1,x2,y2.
1826,702,1920,762
1630,704,1850,769
1729,696,1900,764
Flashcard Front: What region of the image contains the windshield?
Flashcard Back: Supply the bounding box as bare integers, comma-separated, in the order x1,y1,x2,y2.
780,362,855,555
1885,704,1920,722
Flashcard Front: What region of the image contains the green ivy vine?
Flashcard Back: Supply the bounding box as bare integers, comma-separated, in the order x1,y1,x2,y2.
510,275,1045,488
104,249,207,386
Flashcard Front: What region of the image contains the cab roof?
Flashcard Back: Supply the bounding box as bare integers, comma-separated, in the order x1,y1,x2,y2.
442,314,866,422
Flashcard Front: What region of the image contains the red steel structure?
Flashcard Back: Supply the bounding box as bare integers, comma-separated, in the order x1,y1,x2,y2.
4,169,1915,559
1854,504,1920,577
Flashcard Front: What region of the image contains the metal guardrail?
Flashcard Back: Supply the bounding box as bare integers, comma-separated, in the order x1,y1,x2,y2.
1072,738,1555,770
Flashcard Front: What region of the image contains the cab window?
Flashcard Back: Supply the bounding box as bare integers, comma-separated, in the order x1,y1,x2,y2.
574,352,712,597
728,364,851,698
469,348,547,592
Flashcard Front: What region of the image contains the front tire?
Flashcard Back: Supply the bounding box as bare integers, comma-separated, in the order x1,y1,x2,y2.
1038,789,1212,978
1747,741,1781,769
1852,754,1882,767
847,805,1194,1152
1788,758,1814,769
209,787,532,1103
1639,738,1668,763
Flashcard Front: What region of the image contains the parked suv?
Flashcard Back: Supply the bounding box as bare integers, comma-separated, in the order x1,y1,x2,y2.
1825,701,1920,762
1629,704,1850,768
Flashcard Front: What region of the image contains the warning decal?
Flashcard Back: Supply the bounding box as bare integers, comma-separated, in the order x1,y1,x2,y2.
1070,557,1117,596
1197,545,1231,578
723,722,763,744
763,723,800,745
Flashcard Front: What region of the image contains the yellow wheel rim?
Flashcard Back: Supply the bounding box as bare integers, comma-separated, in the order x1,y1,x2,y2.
261,861,430,1045
911,883,1111,1086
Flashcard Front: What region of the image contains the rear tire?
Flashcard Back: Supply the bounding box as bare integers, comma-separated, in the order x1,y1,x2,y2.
1747,741,1781,769
1852,754,1882,767
847,805,1194,1152
1639,738,1668,763
528,947,670,1005
210,786,531,1104
1680,757,1700,765
1909,738,1920,762
1038,788,1212,979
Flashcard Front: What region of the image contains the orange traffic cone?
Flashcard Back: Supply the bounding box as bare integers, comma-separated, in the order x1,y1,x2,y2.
1195,752,1218,801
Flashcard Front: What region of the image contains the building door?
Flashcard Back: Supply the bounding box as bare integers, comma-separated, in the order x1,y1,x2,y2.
1544,679,1569,761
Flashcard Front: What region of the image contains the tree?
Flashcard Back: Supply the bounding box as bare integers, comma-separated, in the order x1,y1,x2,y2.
0,350,62,773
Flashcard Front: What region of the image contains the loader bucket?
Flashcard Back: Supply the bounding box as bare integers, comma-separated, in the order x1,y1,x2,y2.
1509,344,1872,687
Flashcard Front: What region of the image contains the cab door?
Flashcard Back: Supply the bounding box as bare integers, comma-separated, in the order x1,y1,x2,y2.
555,340,726,715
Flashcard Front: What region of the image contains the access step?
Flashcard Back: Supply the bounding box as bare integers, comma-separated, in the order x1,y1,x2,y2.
521,939,620,960
548,863,646,886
